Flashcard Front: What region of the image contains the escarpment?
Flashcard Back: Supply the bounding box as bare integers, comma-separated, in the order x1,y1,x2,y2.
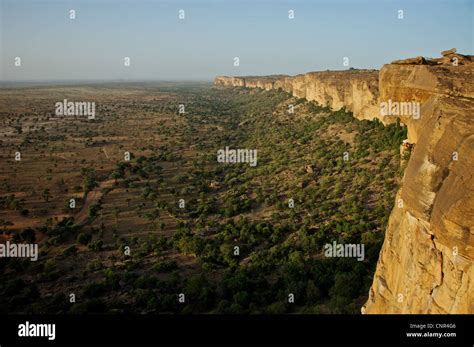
214,50,474,313
215,70,382,123
364,52,473,313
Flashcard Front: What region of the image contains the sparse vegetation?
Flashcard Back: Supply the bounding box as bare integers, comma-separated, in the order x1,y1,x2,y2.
0,83,405,314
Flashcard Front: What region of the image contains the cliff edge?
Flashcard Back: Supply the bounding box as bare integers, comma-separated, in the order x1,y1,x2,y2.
364,51,473,313
215,70,382,123
214,49,474,313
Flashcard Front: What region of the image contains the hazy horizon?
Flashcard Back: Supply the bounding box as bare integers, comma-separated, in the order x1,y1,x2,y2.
1,0,473,81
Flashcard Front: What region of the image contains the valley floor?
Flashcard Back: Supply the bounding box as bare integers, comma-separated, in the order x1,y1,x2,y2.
0,83,406,314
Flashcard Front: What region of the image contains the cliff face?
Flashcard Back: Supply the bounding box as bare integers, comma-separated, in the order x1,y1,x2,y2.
215,70,383,122
364,60,474,314
214,51,474,313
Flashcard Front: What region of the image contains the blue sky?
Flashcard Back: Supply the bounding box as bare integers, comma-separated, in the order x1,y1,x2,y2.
1,0,472,81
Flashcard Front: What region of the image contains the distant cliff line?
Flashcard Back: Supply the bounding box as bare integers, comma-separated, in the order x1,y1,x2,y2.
214,49,474,314
215,69,382,123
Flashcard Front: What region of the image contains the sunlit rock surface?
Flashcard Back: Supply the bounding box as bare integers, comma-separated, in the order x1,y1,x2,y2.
215,51,474,313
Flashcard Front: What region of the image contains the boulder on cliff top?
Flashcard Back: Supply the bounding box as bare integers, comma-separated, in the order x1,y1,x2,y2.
441,48,457,56
391,56,427,65
391,50,473,66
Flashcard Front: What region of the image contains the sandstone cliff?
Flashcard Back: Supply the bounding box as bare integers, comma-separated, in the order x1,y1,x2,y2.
364,53,473,314
214,50,474,313
215,70,382,122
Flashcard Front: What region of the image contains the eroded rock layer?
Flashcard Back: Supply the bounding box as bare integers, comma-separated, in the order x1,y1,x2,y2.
214,51,474,313
364,59,473,314
215,70,382,122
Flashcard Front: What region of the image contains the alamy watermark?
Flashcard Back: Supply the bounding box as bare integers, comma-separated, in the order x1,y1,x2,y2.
380,99,420,119
18,321,55,340
324,241,365,261
217,147,257,167
55,99,96,119
0,241,38,261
